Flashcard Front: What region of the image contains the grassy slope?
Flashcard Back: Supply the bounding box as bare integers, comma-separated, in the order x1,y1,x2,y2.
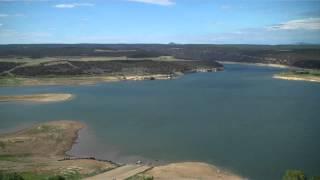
0,121,117,180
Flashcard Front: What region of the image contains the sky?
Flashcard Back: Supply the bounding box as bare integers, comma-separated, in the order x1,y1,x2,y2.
0,0,320,44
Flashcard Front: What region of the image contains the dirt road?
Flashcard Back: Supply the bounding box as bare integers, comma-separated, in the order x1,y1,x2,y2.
85,164,151,180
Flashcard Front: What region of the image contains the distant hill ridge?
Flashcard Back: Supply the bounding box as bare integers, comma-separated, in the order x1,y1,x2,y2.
0,44,319,69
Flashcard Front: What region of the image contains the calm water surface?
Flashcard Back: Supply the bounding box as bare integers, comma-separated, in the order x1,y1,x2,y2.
1,64,320,180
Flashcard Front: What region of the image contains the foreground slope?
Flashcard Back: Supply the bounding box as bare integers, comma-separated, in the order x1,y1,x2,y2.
0,121,245,180
0,121,117,179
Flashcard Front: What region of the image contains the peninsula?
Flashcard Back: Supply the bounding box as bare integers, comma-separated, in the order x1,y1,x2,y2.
0,58,223,86
0,93,73,103
273,70,320,83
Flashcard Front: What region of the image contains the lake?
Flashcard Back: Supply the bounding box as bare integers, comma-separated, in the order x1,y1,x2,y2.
1,63,319,180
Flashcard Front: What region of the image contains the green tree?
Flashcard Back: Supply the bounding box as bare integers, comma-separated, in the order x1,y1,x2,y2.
0,172,24,180
311,176,320,180
47,175,66,180
283,170,307,180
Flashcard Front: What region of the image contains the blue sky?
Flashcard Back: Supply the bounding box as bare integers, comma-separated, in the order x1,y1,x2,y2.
0,0,320,44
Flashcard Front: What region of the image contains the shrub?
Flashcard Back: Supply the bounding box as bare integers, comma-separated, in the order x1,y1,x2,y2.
47,175,66,180
311,176,320,180
283,170,306,180
0,171,24,180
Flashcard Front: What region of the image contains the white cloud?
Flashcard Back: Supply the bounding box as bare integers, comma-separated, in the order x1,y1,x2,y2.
269,18,320,30
128,0,174,6
54,3,94,9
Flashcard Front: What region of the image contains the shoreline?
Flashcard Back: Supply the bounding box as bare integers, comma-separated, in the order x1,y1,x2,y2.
0,120,246,179
0,74,178,87
0,57,222,87
218,61,291,69
0,93,74,103
273,74,320,83
142,162,245,180
0,69,221,87
219,61,320,83
69,123,245,180
0,121,118,179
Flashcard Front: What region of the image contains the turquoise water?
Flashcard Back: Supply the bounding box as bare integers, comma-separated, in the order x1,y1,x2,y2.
1,64,320,180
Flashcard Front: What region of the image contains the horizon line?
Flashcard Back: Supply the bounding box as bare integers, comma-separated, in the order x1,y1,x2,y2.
0,43,319,46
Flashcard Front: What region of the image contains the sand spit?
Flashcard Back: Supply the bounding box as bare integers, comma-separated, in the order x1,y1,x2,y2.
219,61,289,69
0,74,175,87
0,93,74,103
143,162,246,180
273,75,320,83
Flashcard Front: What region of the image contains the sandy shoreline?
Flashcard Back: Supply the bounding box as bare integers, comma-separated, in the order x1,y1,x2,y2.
71,124,246,179
144,162,245,180
0,93,74,102
220,61,320,83
218,61,290,69
0,74,176,87
273,74,320,83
